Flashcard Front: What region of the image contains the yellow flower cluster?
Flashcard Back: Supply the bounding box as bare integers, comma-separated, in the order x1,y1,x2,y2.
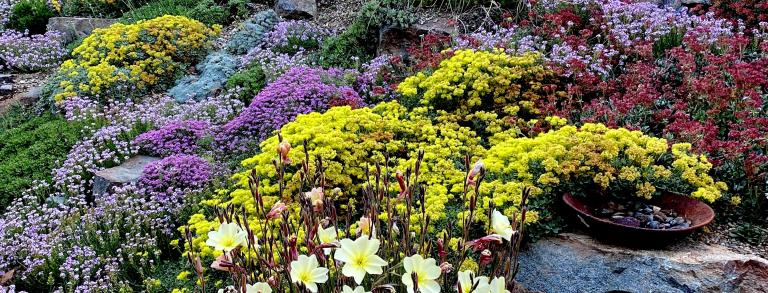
477,123,727,223
396,49,561,117
53,15,220,102
186,102,485,257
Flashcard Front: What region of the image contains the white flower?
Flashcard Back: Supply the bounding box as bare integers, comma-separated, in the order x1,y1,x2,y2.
317,224,337,255
342,285,371,293
401,254,441,293
491,210,515,241
334,237,388,284
457,270,489,293
245,282,272,293
205,222,248,252
290,255,329,292
486,277,510,293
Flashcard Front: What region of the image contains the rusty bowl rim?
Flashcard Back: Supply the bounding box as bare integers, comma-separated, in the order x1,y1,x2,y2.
562,192,715,233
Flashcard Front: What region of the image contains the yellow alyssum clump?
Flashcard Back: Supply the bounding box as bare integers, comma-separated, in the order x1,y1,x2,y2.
477,123,727,223
185,102,486,257
52,15,219,102
397,49,561,117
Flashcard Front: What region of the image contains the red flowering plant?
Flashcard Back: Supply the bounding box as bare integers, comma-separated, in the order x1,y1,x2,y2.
562,34,768,216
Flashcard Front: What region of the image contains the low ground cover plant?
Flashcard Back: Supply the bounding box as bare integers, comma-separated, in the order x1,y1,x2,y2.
47,15,219,103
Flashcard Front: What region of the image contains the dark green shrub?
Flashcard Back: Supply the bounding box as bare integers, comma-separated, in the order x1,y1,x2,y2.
7,0,55,34
225,64,267,103
120,0,244,25
317,0,416,68
0,106,87,212
61,0,150,18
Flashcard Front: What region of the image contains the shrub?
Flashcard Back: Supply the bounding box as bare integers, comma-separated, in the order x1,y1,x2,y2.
480,122,728,226
187,102,486,257
139,154,212,204
168,51,240,102
215,66,363,152
6,0,54,34
225,63,267,103
397,49,561,117
317,21,373,68
0,30,65,72
225,10,279,55
49,15,219,103
59,0,150,18
134,120,211,157
265,20,330,54
0,111,86,212
119,0,225,25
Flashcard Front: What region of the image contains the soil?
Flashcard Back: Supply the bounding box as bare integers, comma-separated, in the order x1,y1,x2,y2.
0,71,52,114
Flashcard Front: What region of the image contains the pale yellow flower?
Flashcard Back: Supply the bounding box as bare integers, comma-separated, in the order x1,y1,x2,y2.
342,285,371,293
457,270,489,293
205,222,247,252
401,254,441,293
334,237,388,284
317,224,338,255
485,277,510,293
491,210,515,241
290,255,328,293
245,282,272,293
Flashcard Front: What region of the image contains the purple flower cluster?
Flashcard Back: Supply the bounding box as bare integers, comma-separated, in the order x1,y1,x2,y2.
355,54,400,102
215,66,363,152
134,120,211,157
264,20,330,52
139,154,212,207
0,30,66,72
0,0,14,29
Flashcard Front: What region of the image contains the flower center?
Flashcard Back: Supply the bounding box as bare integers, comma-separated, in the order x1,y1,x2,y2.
220,236,236,248
353,255,367,267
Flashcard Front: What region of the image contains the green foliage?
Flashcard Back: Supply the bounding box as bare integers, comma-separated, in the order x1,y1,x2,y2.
225,64,267,103
318,0,418,68
0,106,87,212
61,0,150,18
7,0,54,34
653,27,685,59
317,22,372,68
120,0,239,25
730,222,768,246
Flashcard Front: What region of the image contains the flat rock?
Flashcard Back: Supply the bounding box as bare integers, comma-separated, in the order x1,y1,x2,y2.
16,86,41,106
275,0,317,19
517,233,768,293
92,156,160,198
0,74,11,84
0,85,12,96
47,17,118,44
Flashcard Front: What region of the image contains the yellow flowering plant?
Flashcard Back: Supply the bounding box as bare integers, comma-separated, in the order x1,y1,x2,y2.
179,132,531,293
48,15,219,103
476,122,728,229
185,101,486,258
396,49,564,118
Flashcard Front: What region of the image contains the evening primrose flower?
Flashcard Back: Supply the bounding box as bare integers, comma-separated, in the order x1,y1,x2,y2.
317,224,338,255
491,210,515,241
245,282,272,293
457,270,489,293
205,222,247,252
342,285,371,293
305,187,324,211
402,254,441,293
334,237,388,284
290,255,328,293
486,277,510,293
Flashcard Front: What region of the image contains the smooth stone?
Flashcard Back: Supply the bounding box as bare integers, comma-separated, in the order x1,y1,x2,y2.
92,156,160,199
0,74,11,84
0,84,12,95
517,233,768,293
647,220,660,229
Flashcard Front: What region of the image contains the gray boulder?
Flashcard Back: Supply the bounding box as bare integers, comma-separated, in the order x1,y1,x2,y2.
517,233,768,293
92,156,160,198
275,0,317,20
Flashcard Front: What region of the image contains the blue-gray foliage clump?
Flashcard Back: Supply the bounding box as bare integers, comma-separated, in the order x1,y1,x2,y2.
169,10,280,102
169,51,239,102
226,10,279,55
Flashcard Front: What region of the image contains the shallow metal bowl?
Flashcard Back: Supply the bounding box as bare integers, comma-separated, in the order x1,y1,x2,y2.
562,192,715,246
